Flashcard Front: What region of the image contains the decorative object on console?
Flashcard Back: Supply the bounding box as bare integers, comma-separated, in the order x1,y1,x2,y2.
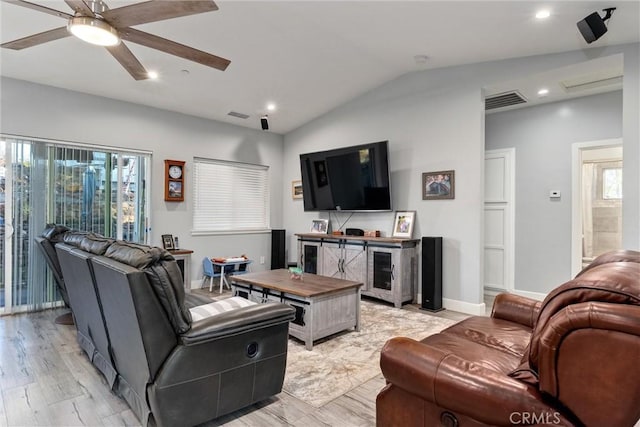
422,170,455,200
364,230,381,237
310,219,329,234
292,180,303,199
345,228,365,236
164,159,185,202
392,211,416,238
161,234,175,250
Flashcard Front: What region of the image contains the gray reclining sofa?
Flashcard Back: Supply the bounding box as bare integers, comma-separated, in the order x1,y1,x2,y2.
41,227,295,427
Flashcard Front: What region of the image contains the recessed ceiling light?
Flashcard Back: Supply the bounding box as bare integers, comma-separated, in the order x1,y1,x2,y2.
148,71,159,79
535,10,551,19
266,103,276,112
538,88,550,96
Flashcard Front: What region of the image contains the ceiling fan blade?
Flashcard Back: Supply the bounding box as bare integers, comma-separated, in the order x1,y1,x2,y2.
102,1,217,29
120,28,230,71
1,27,70,50
105,43,149,80
2,0,72,19
64,0,94,17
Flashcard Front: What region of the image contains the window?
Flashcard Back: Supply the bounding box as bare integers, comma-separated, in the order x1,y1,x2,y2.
602,167,622,200
193,158,269,233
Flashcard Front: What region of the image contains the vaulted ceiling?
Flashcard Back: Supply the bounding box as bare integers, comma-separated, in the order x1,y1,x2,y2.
1,1,639,134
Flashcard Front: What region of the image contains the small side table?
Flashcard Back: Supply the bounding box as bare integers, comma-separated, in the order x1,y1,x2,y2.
169,249,193,293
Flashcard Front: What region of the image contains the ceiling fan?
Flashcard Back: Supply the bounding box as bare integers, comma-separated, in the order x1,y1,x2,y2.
1,0,231,80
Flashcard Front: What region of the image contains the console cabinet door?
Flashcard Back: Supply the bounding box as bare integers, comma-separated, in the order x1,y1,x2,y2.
366,246,404,307
342,243,367,283
299,240,323,275
322,242,342,279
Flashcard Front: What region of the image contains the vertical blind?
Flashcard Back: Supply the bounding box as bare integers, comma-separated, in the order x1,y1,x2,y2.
193,158,270,232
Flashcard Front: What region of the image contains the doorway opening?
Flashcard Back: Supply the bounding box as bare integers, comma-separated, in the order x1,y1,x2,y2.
571,139,623,276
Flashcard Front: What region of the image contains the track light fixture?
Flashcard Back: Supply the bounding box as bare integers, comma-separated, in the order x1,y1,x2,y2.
261,115,269,131
577,7,616,44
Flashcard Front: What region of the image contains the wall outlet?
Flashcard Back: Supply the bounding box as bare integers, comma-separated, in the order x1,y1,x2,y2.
260,256,265,264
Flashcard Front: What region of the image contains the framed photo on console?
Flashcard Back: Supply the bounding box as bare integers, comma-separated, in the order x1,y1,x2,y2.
310,219,329,234
162,234,175,250
392,211,416,238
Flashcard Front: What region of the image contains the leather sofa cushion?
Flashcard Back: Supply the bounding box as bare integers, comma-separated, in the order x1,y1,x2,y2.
189,296,257,322
63,230,93,246
528,260,640,370
421,316,529,375
80,235,115,255
41,224,70,242
576,249,640,277
439,316,531,358
105,241,192,334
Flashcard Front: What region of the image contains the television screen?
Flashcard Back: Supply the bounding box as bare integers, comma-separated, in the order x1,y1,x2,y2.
299,141,392,211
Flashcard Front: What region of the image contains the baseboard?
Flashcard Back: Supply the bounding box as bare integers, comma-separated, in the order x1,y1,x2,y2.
443,298,486,316
512,289,547,301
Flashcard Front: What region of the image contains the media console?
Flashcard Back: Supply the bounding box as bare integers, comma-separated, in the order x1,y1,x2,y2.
296,233,419,308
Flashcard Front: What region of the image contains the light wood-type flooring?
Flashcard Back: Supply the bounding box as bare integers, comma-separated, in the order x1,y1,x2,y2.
0,291,469,427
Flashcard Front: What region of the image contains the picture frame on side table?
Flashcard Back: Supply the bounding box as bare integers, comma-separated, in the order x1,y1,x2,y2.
422,170,455,200
392,211,416,238
162,234,175,250
310,219,329,234
292,180,303,199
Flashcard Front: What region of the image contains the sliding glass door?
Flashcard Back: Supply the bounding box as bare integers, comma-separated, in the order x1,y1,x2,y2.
0,136,150,315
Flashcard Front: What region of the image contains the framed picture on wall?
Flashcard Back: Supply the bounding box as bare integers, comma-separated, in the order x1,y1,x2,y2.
422,170,455,200
162,234,175,250
392,211,416,238
292,180,303,199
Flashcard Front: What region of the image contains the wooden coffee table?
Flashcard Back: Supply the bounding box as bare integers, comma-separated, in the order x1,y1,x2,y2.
230,269,363,350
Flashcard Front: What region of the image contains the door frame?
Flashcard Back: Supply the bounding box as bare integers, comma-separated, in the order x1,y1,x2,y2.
571,138,622,277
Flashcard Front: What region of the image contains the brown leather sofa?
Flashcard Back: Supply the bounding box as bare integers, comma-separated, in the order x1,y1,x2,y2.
377,250,640,426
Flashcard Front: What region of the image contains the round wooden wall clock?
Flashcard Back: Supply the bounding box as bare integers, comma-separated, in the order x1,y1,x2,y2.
164,159,185,202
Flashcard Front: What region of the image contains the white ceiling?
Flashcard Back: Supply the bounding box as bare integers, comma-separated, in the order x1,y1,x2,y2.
1,1,639,134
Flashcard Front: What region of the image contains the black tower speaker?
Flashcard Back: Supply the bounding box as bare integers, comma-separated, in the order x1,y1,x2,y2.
421,237,443,312
271,229,286,269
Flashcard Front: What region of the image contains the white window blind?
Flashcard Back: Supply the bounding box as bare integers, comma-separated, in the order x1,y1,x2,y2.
193,158,270,233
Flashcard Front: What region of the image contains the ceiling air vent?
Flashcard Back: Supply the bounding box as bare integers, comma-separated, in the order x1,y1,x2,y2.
485,91,527,111
227,111,250,119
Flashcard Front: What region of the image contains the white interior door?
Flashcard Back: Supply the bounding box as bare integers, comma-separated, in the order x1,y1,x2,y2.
484,148,515,294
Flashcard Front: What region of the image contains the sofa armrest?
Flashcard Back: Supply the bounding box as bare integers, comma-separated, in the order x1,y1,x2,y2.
491,293,541,328
181,303,295,345
380,337,569,426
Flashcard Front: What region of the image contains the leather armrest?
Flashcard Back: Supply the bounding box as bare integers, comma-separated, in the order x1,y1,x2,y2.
380,337,570,426
491,293,541,328
181,303,295,345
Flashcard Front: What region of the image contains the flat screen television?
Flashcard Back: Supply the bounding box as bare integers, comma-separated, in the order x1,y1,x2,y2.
299,141,392,211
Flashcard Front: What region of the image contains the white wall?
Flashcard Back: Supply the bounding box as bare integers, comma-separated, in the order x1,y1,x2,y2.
283,43,639,313
1,77,285,287
486,91,623,294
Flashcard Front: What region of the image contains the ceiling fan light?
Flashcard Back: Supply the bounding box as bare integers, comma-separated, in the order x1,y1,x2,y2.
68,16,120,47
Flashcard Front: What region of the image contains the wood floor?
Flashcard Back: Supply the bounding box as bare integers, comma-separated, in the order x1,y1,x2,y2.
0,293,469,427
